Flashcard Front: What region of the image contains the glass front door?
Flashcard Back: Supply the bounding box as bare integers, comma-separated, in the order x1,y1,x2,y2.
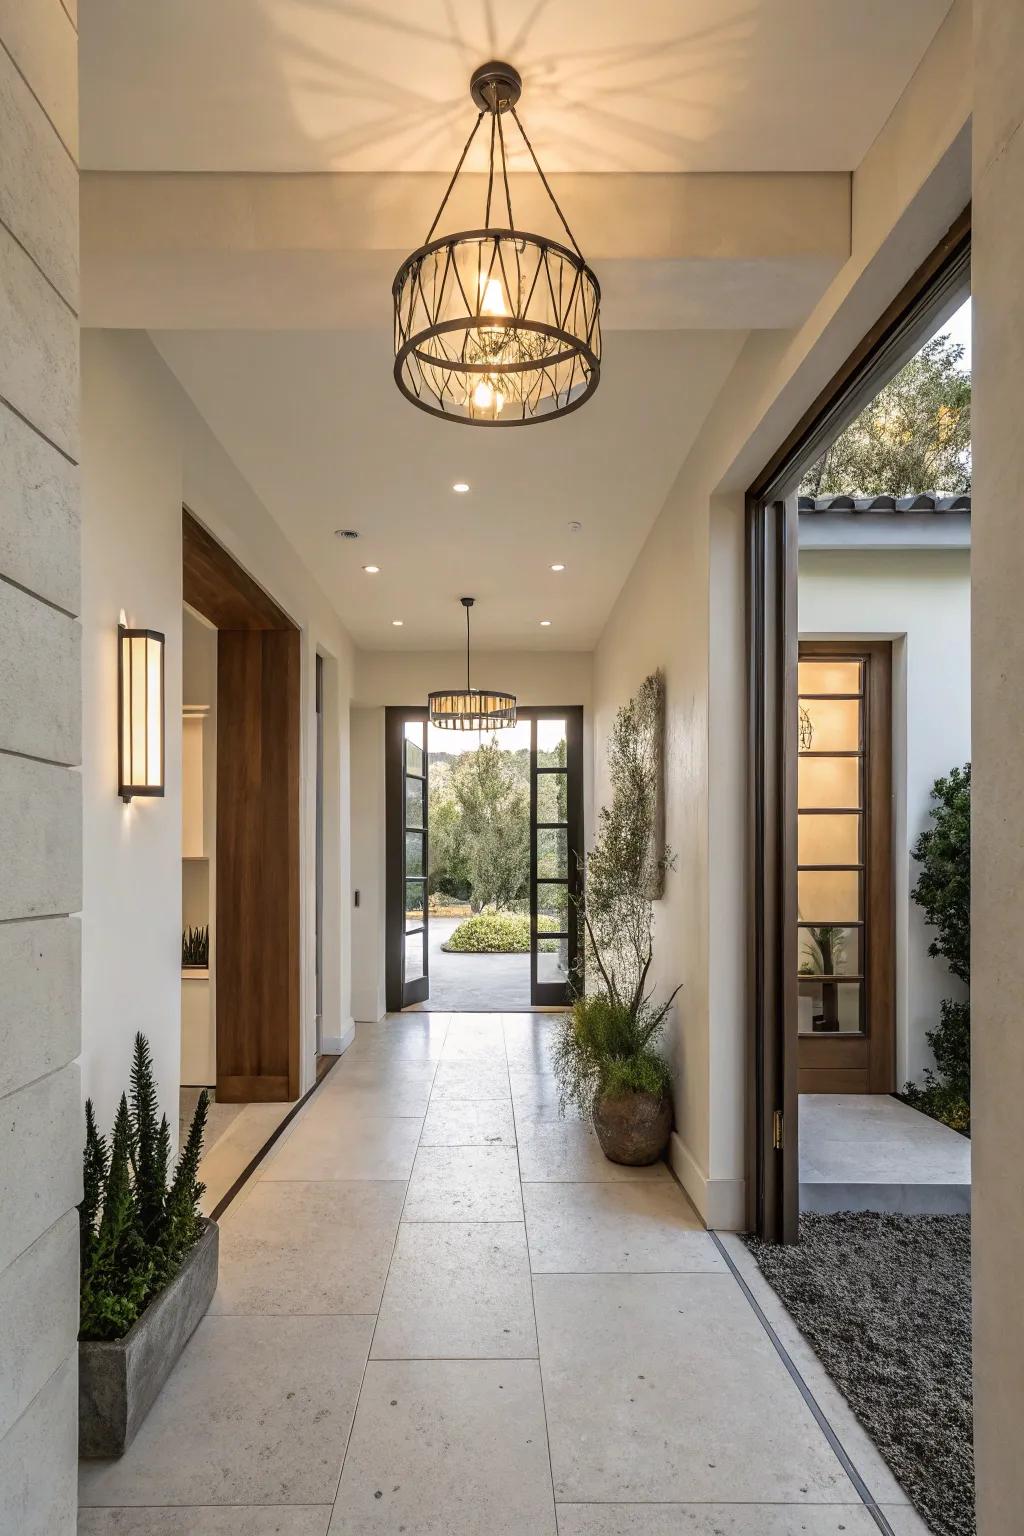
401,718,429,1007
530,710,583,1007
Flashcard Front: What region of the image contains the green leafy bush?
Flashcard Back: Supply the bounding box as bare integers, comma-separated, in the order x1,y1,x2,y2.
445,911,558,953
79,1034,208,1341
552,993,672,1116
905,765,971,1131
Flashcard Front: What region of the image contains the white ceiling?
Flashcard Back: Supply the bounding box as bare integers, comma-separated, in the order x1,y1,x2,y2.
82,0,951,174
154,327,745,649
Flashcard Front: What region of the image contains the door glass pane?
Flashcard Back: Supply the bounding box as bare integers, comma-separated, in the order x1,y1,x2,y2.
799,697,860,754
798,925,861,976
537,771,568,824
537,882,569,925
536,718,568,768
405,879,425,923
405,830,424,876
798,755,860,809
405,775,423,829
798,660,862,695
538,828,568,879
798,978,862,1034
798,869,859,924
798,812,859,866
405,738,424,776
404,935,425,984
538,940,570,985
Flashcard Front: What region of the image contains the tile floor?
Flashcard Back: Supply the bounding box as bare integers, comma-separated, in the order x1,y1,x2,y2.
80,1013,925,1535
800,1092,972,1214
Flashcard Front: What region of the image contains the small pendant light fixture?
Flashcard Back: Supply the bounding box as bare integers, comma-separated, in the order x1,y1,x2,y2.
428,597,516,730
393,61,601,427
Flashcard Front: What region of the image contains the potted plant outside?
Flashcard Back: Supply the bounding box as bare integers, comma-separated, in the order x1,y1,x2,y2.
553,672,679,1165
78,1034,216,1457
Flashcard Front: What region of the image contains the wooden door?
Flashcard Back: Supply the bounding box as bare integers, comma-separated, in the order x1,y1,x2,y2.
796,641,894,1093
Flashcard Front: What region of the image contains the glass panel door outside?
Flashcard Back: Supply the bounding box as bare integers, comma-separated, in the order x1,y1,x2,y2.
797,659,864,1035
402,719,428,1005
531,714,576,1004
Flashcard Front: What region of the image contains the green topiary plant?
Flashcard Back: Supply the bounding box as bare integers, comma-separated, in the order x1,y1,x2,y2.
553,672,679,1142
79,1034,208,1341
904,763,971,1131
444,911,558,954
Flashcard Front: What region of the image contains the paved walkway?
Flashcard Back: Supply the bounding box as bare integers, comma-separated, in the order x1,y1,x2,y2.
79,1014,925,1534
422,916,531,1011
800,1092,972,1214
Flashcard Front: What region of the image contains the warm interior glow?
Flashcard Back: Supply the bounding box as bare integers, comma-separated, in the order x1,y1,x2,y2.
452,482,470,494
479,275,508,317
119,626,165,800
145,638,162,785
470,379,505,418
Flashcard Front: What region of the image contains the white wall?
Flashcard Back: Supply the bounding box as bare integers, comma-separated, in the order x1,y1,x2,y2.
350,649,593,1022
0,2,81,1527
81,330,357,1135
799,548,971,1084
971,1,1024,1525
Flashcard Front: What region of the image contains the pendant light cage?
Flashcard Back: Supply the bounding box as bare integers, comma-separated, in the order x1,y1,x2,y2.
428,598,517,730
394,63,601,427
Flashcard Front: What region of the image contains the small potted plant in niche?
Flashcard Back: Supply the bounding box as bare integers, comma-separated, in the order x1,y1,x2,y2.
181,924,209,969
78,1034,216,1457
552,672,679,1165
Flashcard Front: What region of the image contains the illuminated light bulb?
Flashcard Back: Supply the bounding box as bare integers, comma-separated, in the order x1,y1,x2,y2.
470,379,504,419
480,275,508,316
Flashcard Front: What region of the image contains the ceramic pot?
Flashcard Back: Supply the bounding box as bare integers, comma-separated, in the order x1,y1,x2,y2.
593,1089,672,1166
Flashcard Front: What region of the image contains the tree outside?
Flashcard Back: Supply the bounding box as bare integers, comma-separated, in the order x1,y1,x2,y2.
800,332,971,498
428,733,530,914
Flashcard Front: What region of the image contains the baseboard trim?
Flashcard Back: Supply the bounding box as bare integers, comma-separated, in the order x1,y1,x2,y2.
321,1019,356,1056
668,1131,746,1231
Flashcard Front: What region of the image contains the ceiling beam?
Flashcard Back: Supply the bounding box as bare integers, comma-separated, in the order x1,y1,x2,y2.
82,171,850,331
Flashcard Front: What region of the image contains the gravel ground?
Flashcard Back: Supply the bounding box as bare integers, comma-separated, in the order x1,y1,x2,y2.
745,1212,973,1536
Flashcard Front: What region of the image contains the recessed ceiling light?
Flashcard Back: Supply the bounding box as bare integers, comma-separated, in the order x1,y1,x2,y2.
392,619,404,627
550,563,565,572
362,564,380,574
540,619,552,627
334,528,359,539
452,482,470,494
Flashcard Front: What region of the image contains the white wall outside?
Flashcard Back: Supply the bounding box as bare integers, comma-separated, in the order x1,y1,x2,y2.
799,546,971,1084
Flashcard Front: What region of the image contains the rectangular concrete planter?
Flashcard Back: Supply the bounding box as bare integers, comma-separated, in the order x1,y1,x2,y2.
79,1219,218,1458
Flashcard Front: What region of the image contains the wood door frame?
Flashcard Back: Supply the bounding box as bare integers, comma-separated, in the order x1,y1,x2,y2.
746,211,970,1242
796,640,895,1095
183,508,302,1103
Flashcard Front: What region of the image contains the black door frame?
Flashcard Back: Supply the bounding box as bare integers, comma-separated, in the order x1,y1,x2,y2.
384,704,585,1013
746,210,971,1242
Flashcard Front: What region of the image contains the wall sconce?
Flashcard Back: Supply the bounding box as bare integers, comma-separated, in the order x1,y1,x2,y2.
118,623,165,803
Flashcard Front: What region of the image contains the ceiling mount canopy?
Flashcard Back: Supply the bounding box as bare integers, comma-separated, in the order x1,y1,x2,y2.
393,61,601,428
428,597,517,730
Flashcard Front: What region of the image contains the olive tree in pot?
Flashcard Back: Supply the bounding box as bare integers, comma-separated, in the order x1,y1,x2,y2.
552,671,679,1165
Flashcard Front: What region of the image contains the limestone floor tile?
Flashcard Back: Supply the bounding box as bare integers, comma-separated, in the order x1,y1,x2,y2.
372,1222,537,1359
516,1119,669,1181
430,1061,511,1100
554,1506,881,1535
878,1506,932,1535
318,1078,433,1116
509,1072,583,1122
78,1508,332,1534
327,1360,556,1535
533,1273,855,1504
420,1098,517,1146
502,1016,559,1073
262,1111,422,1181
404,1144,523,1221
79,1315,374,1509
197,1103,295,1216
523,1181,723,1273
210,1181,406,1315
440,1017,507,1060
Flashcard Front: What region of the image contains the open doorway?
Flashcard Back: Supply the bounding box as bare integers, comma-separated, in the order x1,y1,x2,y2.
385,706,583,1012
180,510,302,1203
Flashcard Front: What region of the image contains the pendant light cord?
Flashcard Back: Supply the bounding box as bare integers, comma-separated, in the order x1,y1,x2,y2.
509,104,584,259
425,109,485,244
465,602,472,691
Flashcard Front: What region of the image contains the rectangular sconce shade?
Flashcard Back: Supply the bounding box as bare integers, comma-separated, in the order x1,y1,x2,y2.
118,625,165,802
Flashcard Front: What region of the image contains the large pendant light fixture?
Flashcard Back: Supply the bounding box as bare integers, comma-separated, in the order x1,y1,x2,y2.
393,61,601,427
428,597,516,730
